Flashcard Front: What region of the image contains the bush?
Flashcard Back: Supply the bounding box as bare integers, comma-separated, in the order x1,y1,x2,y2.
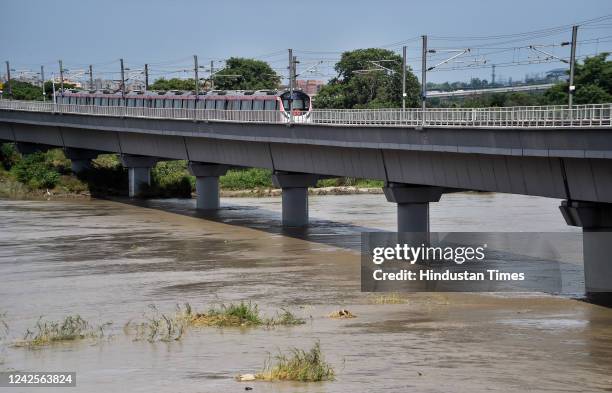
79,154,128,196
10,152,61,189
0,143,20,170
149,160,194,197
316,177,384,188
219,168,272,190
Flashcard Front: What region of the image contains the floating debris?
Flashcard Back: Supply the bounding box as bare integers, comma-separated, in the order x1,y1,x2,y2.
328,309,356,319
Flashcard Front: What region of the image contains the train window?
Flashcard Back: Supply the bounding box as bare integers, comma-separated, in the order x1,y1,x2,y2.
240,100,252,110
173,100,182,109
102,98,109,106
253,100,264,110
187,100,195,109
127,99,134,107
95,97,101,105
137,99,144,107
205,100,214,109
215,99,226,110
264,100,276,110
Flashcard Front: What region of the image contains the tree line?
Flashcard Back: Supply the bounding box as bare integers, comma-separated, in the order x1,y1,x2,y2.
3,51,610,108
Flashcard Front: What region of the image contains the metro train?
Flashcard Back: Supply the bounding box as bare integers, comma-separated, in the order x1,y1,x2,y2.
57,88,312,121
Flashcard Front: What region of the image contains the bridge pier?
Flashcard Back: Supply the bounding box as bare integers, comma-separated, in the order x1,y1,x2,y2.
383,183,444,232
272,172,319,227
560,200,612,303
188,162,229,210
120,155,158,198
64,148,100,173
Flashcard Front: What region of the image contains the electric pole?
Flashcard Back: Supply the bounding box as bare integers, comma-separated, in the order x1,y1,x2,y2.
568,25,578,108
292,55,299,89
88,64,94,90
193,55,199,116
120,58,126,102
40,65,45,101
491,64,496,86
402,45,407,110
210,60,214,91
421,35,428,125
144,64,149,91
59,60,64,97
288,48,294,123
5,61,12,99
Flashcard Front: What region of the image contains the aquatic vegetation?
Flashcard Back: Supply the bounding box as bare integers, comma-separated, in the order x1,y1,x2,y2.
124,305,187,342
253,342,335,382
369,293,407,304
125,302,306,337
14,315,111,348
328,309,356,319
189,302,305,328
189,301,262,327
265,309,307,327
0,312,8,339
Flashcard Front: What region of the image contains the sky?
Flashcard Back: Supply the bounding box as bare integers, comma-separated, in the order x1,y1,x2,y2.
2,0,612,84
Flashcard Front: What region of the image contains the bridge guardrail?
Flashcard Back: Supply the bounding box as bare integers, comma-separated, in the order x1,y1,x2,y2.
0,99,610,128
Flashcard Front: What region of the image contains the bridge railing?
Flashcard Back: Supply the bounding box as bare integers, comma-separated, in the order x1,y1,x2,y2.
0,99,610,128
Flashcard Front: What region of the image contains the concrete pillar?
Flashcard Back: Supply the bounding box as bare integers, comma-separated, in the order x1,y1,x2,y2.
560,200,612,302
272,172,319,227
383,183,444,232
120,155,158,198
188,162,228,210
64,148,101,174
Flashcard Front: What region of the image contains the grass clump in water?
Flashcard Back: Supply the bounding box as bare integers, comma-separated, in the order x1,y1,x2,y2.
14,315,110,348
253,342,335,382
0,313,8,339
124,305,188,342
265,309,307,327
369,293,407,304
190,301,262,327
189,302,306,328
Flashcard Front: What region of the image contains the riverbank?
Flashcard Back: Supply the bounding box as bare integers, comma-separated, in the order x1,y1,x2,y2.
0,143,384,200
220,186,383,198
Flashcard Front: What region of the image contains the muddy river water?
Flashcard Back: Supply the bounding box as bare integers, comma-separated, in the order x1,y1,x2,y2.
1,192,611,392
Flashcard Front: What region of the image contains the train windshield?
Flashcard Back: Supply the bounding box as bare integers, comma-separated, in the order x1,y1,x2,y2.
281,91,310,112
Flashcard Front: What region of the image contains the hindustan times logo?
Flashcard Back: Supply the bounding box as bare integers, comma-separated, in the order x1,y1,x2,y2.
372,243,487,265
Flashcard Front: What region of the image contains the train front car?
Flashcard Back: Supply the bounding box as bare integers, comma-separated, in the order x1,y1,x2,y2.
279,90,312,123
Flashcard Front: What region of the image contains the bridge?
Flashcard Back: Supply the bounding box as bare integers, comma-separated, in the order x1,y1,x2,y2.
1,99,612,299
428,83,556,98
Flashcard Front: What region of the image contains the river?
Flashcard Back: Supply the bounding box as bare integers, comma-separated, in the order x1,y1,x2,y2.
0,192,611,392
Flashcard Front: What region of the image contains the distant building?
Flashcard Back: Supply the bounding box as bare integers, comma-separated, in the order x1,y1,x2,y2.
296,80,325,96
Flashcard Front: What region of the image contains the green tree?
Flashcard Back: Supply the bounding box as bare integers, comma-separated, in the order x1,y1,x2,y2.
148,78,198,91
213,58,280,90
544,53,612,105
44,81,76,98
314,48,420,109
